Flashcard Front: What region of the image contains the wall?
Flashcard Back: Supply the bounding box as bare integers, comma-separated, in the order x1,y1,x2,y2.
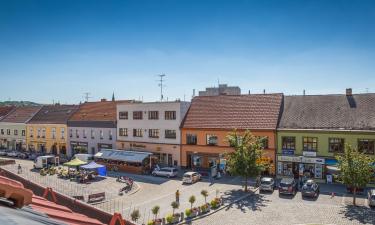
277,130,375,158
0,122,26,149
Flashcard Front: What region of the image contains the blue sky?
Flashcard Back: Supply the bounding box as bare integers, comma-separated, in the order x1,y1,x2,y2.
0,0,374,104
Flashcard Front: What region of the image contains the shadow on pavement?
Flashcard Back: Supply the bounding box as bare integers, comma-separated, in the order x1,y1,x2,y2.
222,189,270,213
339,205,375,224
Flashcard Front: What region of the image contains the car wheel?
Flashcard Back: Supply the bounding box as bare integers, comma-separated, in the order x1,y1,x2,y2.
152,173,156,176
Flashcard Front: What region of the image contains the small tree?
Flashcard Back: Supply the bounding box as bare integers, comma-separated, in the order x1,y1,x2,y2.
130,209,140,222
201,190,208,203
189,195,196,209
151,205,160,220
226,130,266,192
171,201,179,215
336,144,373,205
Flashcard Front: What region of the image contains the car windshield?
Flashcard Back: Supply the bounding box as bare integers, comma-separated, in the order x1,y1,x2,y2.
172,169,178,172
183,175,191,178
280,182,290,187
261,180,272,185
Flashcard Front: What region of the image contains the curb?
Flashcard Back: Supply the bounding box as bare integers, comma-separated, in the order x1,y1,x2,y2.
177,188,258,225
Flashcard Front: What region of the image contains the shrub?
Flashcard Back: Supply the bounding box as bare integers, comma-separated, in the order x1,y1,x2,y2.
147,221,154,225
130,209,140,222
185,208,192,217
166,214,173,224
152,205,160,220
201,189,208,203
171,201,179,215
189,195,196,209
210,199,219,209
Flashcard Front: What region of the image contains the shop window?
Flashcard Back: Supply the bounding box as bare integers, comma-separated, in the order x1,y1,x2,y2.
133,111,143,120
165,111,176,120
186,134,197,145
119,111,128,120
148,111,159,120
206,134,218,146
165,130,176,139
329,138,344,153
358,139,375,154
303,137,318,151
133,129,143,137
282,137,295,150
119,128,128,136
149,129,160,138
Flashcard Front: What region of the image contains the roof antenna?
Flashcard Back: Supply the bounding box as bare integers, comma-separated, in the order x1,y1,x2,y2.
157,74,166,102
83,92,92,102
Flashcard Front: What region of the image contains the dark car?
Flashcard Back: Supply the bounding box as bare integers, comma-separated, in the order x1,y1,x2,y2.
279,178,298,195
301,179,320,198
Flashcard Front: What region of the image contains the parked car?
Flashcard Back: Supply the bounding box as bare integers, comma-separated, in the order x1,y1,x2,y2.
7,151,18,157
152,167,178,178
182,172,201,184
368,189,375,207
0,150,8,156
279,178,298,195
259,177,275,192
301,179,320,198
17,152,29,159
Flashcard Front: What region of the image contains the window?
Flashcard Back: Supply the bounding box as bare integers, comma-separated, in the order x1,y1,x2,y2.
69,129,73,138
75,129,79,138
37,128,41,138
14,130,18,136
6,129,10,135
148,111,159,120
41,128,46,138
133,129,143,137
260,136,269,149
133,111,143,120
61,128,65,139
358,139,375,154
51,127,56,139
165,111,176,120
0,129,3,135
206,134,218,146
303,137,318,151
165,130,176,139
21,130,25,137
119,111,128,120
149,129,160,138
109,130,113,140
29,128,33,138
83,129,87,138
119,128,128,136
186,134,197,145
329,138,344,153
282,137,295,150
91,130,95,139
100,130,104,139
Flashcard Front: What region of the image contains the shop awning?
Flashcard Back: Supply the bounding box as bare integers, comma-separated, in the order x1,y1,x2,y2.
94,149,152,163
325,159,338,166
80,161,105,169
63,158,87,167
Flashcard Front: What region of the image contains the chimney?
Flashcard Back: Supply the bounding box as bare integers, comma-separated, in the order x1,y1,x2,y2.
346,88,352,96
303,90,306,96
101,98,107,102
263,89,266,94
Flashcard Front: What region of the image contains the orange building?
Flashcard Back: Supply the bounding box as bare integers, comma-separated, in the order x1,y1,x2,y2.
180,94,283,175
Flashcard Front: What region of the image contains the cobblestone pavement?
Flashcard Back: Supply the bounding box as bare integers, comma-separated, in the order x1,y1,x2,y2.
188,190,375,225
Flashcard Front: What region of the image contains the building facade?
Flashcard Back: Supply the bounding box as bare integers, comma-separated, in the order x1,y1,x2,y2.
116,101,190,167
181,94,283,174
67,100,121,156
26,105,78,156
0,106,41,151
277,90,375,180
198,84,241,96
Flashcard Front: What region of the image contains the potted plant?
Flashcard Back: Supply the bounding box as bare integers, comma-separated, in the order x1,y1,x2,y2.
200,203,210,214
188,195,198,217
130,209,140,223
151,205,162,225
201,190,208,203
185,208,192,218
210,198,221,209
170,201,180,223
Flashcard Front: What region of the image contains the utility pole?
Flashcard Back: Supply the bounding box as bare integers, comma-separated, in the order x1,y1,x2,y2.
157,74,166,101
83,92,92,102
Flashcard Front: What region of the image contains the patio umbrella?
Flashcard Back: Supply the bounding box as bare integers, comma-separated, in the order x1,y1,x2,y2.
63,158,87,167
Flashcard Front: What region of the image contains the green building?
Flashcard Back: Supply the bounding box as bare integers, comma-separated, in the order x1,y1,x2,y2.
276,89,375,181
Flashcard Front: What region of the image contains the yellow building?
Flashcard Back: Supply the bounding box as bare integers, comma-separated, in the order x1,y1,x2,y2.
26,105,78,156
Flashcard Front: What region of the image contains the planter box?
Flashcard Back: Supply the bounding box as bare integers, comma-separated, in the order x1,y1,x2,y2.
153,219,162,225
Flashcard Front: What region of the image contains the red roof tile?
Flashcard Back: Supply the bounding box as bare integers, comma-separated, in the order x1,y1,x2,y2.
182,94,283,130
28,105,79,124
0,106,41,123
69,101,126,122
0,106,15,120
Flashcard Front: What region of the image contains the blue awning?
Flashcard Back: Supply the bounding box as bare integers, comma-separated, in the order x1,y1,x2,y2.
325,159,338,166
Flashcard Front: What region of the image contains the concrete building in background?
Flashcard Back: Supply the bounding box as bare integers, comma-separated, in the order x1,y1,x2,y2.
198,84,241,96
67,100,132,156
0,106,41,150
116,101,190,167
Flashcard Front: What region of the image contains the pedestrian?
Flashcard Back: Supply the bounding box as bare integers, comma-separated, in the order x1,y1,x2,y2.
17,164,22,174
175,189,180,204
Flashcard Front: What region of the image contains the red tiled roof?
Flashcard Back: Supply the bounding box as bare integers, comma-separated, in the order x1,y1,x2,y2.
0,106,41,123
182,94,283,130
0,106,15,120
28,105,79,124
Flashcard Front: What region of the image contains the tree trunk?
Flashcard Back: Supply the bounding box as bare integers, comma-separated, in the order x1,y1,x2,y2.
353,187,357,205
244,175,248,192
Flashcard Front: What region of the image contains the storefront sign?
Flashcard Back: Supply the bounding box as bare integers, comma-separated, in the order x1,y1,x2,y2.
98,143,112,149
302,157,325,164
303,151,317,157
70,141,88,147
282,149,295,155
131,143,146,149
278,155,302,163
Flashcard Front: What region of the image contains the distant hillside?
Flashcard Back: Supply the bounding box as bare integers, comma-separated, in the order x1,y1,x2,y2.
0,101,41,106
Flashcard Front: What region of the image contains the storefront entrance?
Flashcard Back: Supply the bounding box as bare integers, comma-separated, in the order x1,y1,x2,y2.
277,155,325,179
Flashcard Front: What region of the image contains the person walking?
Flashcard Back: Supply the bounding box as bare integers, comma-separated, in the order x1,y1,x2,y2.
17,164,22,174
175,189,180,204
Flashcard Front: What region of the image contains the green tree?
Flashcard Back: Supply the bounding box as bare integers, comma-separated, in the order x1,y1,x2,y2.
171,201,179,215
336,144,373,205
201,190,208,203
226,130,267,192
189,195,196,209
151,205,160,220
130,209,140,222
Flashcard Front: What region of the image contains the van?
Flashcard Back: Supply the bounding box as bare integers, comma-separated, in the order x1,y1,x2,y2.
34,155,59,169
368,189,375,207
73,154,94,162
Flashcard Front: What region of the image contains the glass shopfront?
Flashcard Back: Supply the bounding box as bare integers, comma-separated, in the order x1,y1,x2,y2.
71,141,88,154
277,155,325,179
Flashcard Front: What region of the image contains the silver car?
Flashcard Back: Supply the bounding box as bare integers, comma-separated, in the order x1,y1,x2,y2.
152,167,178,178
368,189,375,207
259,177,275,192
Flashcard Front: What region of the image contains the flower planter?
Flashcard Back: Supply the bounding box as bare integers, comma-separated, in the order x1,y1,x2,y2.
153,219,162,225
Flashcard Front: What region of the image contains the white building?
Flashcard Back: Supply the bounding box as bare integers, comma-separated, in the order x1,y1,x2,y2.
116,101,190,167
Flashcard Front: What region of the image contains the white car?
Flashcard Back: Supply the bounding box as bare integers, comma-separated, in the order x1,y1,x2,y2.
0,150,8,156
7,151,18,157
152,167,178,178
368,189,375,207
182,172,201,184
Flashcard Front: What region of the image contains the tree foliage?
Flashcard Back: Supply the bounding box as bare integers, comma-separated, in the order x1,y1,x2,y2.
225,130,267,191
336,144,374,205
